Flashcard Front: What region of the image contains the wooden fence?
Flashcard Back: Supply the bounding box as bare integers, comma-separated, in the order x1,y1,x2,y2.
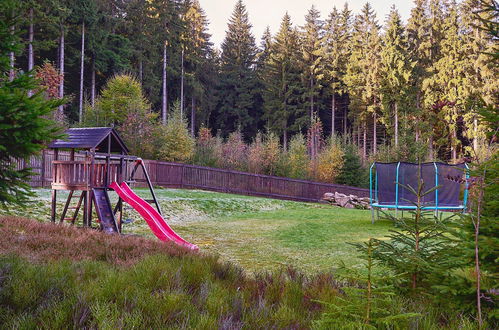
11,150,369,202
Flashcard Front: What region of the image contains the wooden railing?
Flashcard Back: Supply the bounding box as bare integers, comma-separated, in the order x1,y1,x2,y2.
11,150,369,202
52,161,89,188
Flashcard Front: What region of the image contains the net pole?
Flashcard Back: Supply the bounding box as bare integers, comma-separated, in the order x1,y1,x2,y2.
434,162,438,217
463,163,470,212
370,163,375,224
395,162,400,217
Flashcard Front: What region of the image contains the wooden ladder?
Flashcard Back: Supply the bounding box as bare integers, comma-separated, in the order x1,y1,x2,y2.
60,190,84,224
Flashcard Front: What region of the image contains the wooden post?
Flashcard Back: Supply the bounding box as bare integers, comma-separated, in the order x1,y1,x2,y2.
105,135,111,187
41,150,46,187
51,149,59,222
85,148,95,227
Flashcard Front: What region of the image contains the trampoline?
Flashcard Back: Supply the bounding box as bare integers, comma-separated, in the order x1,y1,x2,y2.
369,162,469,223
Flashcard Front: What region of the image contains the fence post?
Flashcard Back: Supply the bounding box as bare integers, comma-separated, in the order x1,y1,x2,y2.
41,150,46,187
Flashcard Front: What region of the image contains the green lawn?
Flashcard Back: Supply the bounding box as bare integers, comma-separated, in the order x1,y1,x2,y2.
1,188,393,274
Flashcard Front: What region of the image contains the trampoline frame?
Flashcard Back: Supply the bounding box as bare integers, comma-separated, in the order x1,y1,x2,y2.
369,162,469,223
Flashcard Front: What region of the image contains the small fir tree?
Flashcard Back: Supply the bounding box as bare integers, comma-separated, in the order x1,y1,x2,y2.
0,0,63,207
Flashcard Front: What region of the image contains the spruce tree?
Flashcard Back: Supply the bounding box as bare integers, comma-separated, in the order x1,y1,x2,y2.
322,4,351,136
262,13,303,147
423,1,469,161
380,6,414,149
217,0,259,138
300,5,325,123
344,3,381,158
0,0,63,207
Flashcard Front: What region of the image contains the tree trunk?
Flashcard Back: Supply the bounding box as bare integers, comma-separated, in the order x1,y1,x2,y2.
138,58,143,85
9,26,14,81
162,41,167,125
451,126,457,162
58,25,65,118
28,8,34,71
310,77,314,121
180,48,184,118
190,96,195,137
343,105,347,142
331,93,336,136
363,121,367,160
415,91,421,142
283,129,288,151
394,102,399,148
79,22,85,123
428,135,434,160
473,116,478,152
91,56,96,108
27,8,34,96
373,111,377,154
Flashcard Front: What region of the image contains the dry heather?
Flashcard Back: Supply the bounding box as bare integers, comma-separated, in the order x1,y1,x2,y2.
0,216,193,266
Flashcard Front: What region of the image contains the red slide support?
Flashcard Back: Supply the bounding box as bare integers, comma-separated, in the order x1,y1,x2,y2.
110,182,198,250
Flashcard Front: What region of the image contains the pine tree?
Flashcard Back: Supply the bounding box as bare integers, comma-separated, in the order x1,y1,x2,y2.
217,0,258,137
380,6,414,149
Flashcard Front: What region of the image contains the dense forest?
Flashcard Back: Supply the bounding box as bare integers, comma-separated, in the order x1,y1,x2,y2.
8,0,498,165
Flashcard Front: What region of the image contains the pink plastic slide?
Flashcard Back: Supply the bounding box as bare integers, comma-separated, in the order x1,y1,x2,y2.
110,182,198,250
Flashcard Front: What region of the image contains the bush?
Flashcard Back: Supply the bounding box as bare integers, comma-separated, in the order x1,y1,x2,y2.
192,126,220,167
247,133,265,173
218,131,247,171
285,133,309,180
156,101,195,162
314,138,344,183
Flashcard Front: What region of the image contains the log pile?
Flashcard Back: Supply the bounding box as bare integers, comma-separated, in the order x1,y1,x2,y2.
322,192,371,209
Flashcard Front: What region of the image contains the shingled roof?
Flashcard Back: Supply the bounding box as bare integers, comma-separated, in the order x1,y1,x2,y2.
49,127,129,154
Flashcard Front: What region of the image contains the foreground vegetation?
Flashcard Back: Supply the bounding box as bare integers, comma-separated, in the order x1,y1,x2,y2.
0,216,481,329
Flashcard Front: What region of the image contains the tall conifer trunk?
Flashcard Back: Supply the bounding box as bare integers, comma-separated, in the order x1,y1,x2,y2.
27,8,34,96
138,59,143,84
343,106,347,141
190,96,195,137
283,128,288,151
394,102,399,147
9,26,14,81
363,121,367,160
373,111,377,154
180,48,184,117
79,22,85,123
91,56,95,107
58,25,65,118
331,93,336,135
162,42,167,125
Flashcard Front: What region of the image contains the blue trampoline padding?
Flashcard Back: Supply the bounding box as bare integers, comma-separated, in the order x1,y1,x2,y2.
371,203,465,210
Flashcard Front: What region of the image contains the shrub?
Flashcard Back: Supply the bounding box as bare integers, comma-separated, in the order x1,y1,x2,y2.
314,138,344,183
285,133,309,180
192,126,220,167
219,131,247,171
156,101,195,162
247,133,265,174
262,132,281,176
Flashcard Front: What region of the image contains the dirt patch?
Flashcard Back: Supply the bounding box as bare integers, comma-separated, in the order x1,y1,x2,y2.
0,216,195,266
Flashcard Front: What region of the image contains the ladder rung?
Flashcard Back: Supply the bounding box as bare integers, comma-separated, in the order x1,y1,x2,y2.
64,218,74,221
68,206,78,209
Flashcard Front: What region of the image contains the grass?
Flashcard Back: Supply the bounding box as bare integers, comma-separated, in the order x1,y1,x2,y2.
0,188,392,274
0,217,476,329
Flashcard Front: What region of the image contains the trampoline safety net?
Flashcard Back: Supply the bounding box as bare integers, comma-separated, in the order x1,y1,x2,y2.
370,162,469,210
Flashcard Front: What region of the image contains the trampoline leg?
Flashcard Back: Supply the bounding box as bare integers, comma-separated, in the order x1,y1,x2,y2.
371,207,375,224
376,209,380,221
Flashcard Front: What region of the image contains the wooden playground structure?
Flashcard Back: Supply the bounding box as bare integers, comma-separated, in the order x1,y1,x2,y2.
49,127,160,233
